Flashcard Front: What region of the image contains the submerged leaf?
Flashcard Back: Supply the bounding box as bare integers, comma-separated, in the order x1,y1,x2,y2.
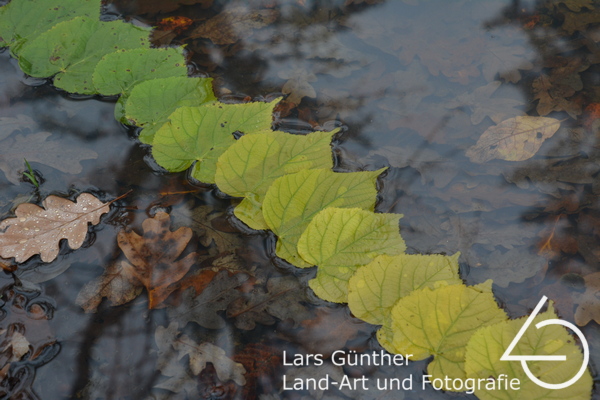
384,282,507,388
573,272,600,326
189,6,279,44
465,304,592,399
227,275,311,329
0,131,97,185
262,168,385,268
297,207,406,303
155,322,246,396
167,270,248,329
76,260,143,312
92,47,187,96
18,17,151,94
347,253,461,326
152,99,280,183
0,193,110,263
215,130,335,230
116,212,196,308
0,0,100,51
121,76,216,143
466,116,561,163
0,115,37,142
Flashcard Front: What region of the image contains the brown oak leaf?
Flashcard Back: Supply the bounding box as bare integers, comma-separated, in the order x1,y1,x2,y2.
76,260,143,312
117,212,197,309
77,212,197,311
0,193,110,263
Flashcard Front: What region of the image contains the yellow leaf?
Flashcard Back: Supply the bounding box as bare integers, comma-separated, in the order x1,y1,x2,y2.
348,253,461,326
387,281,507,389
465,304,592,399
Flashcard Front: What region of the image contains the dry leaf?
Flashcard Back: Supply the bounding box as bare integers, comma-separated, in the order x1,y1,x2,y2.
117,212,197,308
189,6,279,44
0,193,110,263
466,116,561,163
0,131,98,184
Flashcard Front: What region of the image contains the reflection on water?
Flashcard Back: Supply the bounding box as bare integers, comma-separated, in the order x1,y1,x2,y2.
0,0,599,398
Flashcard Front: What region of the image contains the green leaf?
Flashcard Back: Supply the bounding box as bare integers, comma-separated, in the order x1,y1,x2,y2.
347,253,462,326
0,0,100,51
262,168,385,268
119,76,216,143
215,130,336,230
151,99,280,184
465,304,592,399
92,47,188,96
297,207,406,303
18,17,151,94
383,281,507,389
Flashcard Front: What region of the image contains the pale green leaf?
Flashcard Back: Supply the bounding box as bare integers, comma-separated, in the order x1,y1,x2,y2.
386,281,507,388
262,168,385,268
0,0,100,51
298,208,405,267
92,47,187,96
348,253,461,326
119,76,216,143
299,207,405,303
151,99,280,184
215,130,335,230
465,304,592,400
18,17,151,94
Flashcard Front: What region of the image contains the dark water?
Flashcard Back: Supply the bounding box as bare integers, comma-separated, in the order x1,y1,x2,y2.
0,0,599,398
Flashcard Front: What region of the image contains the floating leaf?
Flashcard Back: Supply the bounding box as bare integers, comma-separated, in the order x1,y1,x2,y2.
92,47,187,96
18,17,151,94
215,130,335,230
120,76,216,143
152,98,280,183
347,253,461,326
0,193,110,263
297,207,406,303
466,116,561,163
0,0,100,51
384,282,507,389
262,168,385,268
116,212,196,309
0,131,98,185
465,304,592,399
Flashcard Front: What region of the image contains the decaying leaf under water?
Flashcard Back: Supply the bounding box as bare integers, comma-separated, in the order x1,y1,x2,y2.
0,193,110,263
0,131,98,184
155,322,245,398
78,212,198,311
466,116,561,163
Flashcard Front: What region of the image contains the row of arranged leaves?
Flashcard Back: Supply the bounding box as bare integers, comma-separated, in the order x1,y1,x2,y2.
0,0,592,398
